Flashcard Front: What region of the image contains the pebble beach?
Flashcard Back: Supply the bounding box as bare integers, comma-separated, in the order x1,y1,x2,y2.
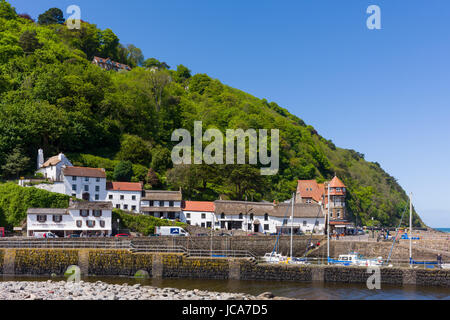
0,280,290,300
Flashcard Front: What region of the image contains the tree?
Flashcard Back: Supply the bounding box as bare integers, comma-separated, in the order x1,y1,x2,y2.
176,64,191,81
143,58,170,70
1,147,30,179
19,30,42,54
18,13,34,22
145,168,160,188
116,134,152,166
150,146,172,173
126,44,144,67
0,0,17,20
38,7,64,25
113,161,134,182
99,28,119,59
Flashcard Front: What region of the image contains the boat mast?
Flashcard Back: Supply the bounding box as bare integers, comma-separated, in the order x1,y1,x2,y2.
290,193,294,259
327,183,330,265
409,192,412,266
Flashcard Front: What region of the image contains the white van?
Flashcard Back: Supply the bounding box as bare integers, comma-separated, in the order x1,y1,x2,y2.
33,232,58,239
155,226,189,237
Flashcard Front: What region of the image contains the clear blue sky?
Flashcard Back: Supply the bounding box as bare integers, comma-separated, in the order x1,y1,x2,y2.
9,0,450,227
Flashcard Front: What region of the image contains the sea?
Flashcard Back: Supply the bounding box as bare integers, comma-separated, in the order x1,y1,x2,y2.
435,228,450,233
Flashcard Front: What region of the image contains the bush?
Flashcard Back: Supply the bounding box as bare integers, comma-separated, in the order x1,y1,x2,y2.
113,209,185,236
0,183,69,229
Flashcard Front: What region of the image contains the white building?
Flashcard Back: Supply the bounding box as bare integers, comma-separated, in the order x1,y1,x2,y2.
181,201,216,228
62,166,107,201
106,182,143,213
26,201,113,237
213,200,325,234
35,149,73,181
140,190,182,220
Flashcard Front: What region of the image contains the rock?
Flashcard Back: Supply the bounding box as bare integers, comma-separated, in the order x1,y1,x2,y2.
258,292,275,299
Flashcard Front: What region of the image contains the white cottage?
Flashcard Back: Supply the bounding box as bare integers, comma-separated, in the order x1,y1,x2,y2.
27,201,113,237
106,182,143,213
35,149,73,181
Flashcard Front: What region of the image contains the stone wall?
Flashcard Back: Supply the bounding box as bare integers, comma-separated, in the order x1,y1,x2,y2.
307,240,449,261
1,249,449,287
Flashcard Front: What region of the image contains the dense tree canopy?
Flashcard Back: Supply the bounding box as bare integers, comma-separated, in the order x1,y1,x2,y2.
0,2,424,228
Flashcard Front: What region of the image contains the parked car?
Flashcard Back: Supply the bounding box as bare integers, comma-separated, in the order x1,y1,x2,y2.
34,232,58,238
148,234,160,237
67,234,80,238
218,233,231,237
115,233,131,238
247,233,259,236
155,226,189,237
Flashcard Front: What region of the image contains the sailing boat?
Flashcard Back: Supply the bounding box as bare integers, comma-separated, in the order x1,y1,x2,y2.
261,193,308,265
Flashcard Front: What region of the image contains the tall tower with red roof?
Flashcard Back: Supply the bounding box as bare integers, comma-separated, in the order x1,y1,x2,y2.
324,175,347,221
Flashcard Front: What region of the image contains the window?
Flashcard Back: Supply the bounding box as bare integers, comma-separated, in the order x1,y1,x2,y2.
72,185,77,191
95,194,99,200
72,176,77,181
84,185,89,192
37,215,47,223
250,213,254,221
53,215,62,223
186,213,190,219
131,206,136,211
221,213,225,219
86,220,95,228
116,204,120,209
120,195,124,200
76,220,82,228
264,213,269,221
80,210,89,217
248,223,252,230
303,221,307,226
109,195,113,200
315,221,319,226
96,178,100,182
221,221,226,229
132,195,136,201
124,204,128,210
201,213,206,219
100,220,105,228
239,213,243,219
337,210,341,218
95,186,100,192
149,201,154,206
283,219,288,225
169,201,174,207
186,220,191,225
168,212,175,219
264,224,269,231
206,222,212,228
72,194,76,197
201,222,205,228
93,210,102,217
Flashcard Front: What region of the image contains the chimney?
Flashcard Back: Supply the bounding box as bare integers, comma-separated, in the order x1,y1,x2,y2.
37,149,44,169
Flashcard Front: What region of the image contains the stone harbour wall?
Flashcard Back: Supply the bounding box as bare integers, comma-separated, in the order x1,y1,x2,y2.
0,249,449,287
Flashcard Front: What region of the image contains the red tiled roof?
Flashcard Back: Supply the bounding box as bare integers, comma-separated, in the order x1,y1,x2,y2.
182,201,215,212
106,182,143,192
329,176,346,188
296,180,324,203
62,166,106,178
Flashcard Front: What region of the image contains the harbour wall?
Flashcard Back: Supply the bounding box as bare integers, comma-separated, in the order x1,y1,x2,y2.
0,249,449,287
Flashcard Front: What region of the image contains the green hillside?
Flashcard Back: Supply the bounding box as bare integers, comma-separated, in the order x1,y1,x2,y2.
0,1,424,227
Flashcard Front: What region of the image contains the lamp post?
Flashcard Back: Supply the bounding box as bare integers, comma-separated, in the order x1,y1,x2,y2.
117,219,120,234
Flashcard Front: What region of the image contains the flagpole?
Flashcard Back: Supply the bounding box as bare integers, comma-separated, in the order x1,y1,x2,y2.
327,184,330,265
409,192,412,266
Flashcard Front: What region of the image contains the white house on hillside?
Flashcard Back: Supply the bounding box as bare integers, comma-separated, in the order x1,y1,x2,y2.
106,182,143,213
62,166,107,201
35,149,73,181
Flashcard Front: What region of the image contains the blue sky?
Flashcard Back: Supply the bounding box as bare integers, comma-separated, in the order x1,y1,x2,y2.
9,0,450,227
